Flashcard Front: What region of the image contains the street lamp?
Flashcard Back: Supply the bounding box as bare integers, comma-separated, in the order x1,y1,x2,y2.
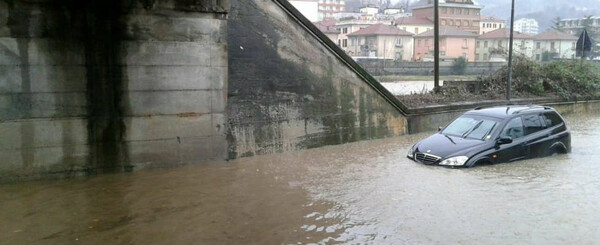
506,0,516,101
434,0,440,93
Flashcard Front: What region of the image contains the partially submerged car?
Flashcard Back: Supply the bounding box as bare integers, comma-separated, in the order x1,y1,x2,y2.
407,105,571,168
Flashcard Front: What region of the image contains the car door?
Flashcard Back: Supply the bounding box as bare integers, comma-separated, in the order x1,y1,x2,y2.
495,116,527,162
522,113,552,157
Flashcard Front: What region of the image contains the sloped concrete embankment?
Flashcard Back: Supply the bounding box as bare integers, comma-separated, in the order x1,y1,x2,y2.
226,0,408,158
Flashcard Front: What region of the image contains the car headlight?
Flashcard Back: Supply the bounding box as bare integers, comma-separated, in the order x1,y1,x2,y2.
439,156,469,166
407,145,415,158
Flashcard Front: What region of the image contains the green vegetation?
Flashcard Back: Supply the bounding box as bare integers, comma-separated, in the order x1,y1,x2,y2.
397,55,600,107
451,57,468,75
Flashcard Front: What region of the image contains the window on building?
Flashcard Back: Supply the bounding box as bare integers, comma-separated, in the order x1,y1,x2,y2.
442,7,447,14
396,38,402,45
450,8,454,14
484,41,488,48
536,42,540,49
493,24,497,28
342,27,348,34
343,39,347,47
475,53,480,60
418,39,422,46
449,20,454,26
484,53,488,60
464,20,469,26
457,9,462,15
551,42,555,49
477,41,480,48
536,54,540,60
572,42,576,49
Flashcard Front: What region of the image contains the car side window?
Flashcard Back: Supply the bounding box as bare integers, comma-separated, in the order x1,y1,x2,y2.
542,112,564,127
523,114,545,135
501,117,525,139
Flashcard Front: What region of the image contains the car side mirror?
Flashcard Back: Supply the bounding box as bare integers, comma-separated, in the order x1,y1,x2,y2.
438,127,443,132
497,137,513,145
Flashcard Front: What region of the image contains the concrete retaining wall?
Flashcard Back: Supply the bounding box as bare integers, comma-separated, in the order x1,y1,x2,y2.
0,0,228,182
406,99,600,134
226,0,407,158
358,60,505,76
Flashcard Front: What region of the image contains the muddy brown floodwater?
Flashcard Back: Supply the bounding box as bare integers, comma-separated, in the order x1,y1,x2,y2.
1,113,600,244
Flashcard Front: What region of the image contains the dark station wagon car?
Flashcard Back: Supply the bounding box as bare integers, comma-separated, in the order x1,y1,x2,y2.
407,105,571,168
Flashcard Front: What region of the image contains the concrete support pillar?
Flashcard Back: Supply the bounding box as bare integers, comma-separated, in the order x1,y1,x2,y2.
0,0,229,181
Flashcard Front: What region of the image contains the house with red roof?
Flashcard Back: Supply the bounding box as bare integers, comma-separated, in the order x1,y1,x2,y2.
413,26,477,61
475,28,533,61
533,30,578,61
314,20,341,43
346,24,415,61
393,17,434,35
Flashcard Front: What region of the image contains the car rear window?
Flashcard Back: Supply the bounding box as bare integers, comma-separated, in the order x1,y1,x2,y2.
523,114,545,135
542,112,564,127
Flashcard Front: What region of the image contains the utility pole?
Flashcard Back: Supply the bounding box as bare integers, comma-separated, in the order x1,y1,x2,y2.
434,0,440,92
506,0,516,101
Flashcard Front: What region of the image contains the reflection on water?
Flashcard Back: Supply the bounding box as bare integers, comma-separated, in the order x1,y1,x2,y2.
1,113,599,244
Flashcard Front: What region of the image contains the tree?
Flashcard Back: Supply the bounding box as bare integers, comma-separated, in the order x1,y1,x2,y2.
552,17,563,31
452,57,467,75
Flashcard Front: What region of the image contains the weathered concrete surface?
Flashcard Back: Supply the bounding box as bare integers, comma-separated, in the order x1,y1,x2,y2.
226,0,407,158
0,0,228,182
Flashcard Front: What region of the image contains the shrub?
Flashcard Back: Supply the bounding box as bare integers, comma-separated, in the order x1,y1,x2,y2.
451,57,467,75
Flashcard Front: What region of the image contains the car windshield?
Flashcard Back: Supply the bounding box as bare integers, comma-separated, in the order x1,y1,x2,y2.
442,116,499,140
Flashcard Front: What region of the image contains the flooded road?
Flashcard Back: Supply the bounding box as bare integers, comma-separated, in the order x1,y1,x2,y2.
2,113,600,244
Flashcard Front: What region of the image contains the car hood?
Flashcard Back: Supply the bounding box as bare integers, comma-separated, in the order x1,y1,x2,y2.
415,133,486,158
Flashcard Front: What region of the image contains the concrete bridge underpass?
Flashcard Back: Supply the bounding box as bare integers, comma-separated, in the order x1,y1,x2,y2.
0,0,409,181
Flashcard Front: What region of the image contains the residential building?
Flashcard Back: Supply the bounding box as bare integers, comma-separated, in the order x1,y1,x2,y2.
514,18,539,35
335,18,392,52
393,17,434,35
346,24,414,60
533,30,578,61
360,6,379,16
318,0,346,20
558,16,600,36
413,27,478,61
480,16,505,34
314,20,341,42
289,0,319,22
411,0,483,34
475,29,533,62
383,8,403,15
